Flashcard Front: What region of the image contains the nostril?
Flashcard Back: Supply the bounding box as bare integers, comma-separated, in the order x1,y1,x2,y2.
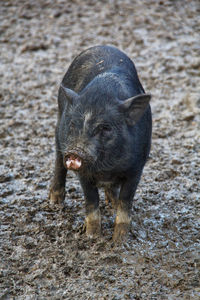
64,152,82,170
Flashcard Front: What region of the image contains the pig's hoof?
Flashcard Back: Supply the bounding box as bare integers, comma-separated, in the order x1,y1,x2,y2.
85,210,101,237
49,188,65,205
112,223,129,243
86,221,101,237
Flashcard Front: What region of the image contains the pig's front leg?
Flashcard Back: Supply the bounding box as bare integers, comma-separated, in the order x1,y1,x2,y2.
80,177,101,237
113,173,141,242
49,150,67,205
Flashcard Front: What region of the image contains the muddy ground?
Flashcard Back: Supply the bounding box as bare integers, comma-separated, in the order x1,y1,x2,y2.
0,0,200,299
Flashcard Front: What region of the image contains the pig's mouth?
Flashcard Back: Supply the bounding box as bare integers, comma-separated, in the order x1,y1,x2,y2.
64,153,82,171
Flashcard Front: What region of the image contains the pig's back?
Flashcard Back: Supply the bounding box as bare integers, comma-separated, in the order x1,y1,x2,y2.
61,45,144,94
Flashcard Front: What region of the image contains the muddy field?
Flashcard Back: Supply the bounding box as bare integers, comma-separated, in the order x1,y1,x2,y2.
0,0,200,299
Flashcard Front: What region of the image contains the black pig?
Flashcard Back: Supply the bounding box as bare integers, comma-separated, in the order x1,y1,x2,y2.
49,45,152,242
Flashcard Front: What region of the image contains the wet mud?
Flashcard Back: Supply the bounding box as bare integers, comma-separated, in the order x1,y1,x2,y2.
0,0,200,299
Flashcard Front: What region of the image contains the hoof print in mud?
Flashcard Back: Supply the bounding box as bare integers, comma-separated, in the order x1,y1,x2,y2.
50,45,152,240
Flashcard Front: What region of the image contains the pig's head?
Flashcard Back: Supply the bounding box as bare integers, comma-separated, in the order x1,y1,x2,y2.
59,84,151,174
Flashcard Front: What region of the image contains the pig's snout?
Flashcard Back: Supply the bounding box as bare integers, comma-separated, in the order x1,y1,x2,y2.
64,148,87,171
66,155,82,170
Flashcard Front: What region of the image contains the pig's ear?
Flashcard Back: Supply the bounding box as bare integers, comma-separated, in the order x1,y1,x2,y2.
60,84,79,106
119,93,151,125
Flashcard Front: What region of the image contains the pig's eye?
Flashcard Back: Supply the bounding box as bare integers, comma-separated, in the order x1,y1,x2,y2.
93,124,112,136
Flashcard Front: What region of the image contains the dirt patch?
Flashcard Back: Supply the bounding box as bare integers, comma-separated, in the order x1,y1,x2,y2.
0,0,200,299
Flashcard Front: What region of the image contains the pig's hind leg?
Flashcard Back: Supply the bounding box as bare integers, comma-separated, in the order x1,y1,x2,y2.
105,185,119,209
49,150,67,205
